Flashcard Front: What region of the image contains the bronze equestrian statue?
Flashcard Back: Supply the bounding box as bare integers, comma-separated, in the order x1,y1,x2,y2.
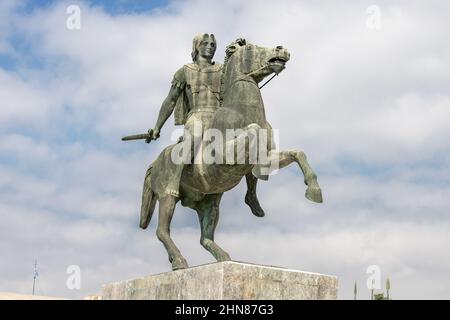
123,36,323,271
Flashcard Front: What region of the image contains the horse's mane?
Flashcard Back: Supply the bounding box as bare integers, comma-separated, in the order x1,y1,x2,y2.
219,39,247,106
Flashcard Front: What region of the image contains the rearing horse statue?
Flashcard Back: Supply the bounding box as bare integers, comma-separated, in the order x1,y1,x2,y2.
139,40,323,271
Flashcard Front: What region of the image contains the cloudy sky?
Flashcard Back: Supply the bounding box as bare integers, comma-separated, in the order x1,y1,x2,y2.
1,0,449,300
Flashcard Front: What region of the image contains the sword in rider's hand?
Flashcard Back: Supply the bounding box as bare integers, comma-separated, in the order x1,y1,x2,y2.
122,129,155,144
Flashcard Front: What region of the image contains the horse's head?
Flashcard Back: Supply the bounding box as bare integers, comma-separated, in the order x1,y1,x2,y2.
223,39,291,85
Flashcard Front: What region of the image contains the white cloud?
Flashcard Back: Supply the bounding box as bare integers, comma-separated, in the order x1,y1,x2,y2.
0,70,53,125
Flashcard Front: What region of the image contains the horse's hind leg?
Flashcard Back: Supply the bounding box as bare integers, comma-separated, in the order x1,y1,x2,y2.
255,149,323,203
196,194,231,262
156,195,189,270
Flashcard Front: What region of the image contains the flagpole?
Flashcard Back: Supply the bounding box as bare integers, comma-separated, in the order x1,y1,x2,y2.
32,258,37,296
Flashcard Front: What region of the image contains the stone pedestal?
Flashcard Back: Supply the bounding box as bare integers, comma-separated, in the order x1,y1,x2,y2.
102,261,338,300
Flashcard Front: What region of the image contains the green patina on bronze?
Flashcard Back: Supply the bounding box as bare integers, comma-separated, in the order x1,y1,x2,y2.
124,35,323,271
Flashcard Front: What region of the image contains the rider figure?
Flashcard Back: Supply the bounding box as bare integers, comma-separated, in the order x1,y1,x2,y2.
147,34,265,216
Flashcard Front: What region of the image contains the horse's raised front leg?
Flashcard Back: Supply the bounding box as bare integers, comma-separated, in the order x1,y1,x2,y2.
254,149,323,203
196,194,231,262
156,195,189,271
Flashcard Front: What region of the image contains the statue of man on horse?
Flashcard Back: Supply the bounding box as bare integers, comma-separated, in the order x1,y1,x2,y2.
123,35,323,271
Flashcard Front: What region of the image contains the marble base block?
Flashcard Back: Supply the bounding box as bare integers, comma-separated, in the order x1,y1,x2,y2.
102,261,338,300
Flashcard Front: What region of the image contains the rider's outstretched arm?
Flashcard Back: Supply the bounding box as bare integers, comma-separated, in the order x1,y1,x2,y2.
152,84,183,139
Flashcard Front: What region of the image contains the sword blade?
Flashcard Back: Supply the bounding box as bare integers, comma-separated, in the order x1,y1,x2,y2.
121,133,151,141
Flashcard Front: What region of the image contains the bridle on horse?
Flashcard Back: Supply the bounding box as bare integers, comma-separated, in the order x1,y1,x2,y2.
227,62,278,94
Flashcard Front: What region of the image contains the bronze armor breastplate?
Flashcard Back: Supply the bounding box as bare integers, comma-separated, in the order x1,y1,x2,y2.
184,63,222,112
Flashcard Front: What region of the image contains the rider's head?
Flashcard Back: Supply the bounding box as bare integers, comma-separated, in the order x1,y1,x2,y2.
191,33,216,62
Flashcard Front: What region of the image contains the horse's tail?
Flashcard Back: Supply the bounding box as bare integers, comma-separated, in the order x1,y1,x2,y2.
140,165,157,230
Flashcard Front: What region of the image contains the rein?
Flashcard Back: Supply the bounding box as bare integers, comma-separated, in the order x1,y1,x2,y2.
258,73,277,89
227,63,278,93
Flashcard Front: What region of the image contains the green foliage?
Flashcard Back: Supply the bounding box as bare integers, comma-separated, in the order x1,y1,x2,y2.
374,293,389,300
353,277,392,300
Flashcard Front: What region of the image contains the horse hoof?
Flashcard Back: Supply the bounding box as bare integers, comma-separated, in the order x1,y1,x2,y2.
172,257,189,271
245,194,265,217
218,253,231,262
305,187,323,203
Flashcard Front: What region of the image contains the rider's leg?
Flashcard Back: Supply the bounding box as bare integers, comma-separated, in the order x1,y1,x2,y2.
164,114,199,197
